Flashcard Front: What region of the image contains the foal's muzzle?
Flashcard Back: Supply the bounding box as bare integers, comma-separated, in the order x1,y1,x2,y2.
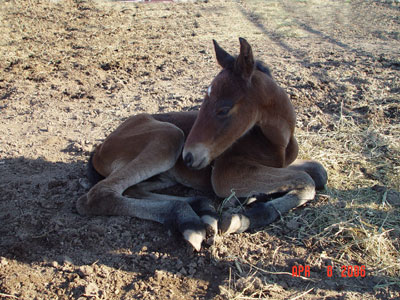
182,144,210,170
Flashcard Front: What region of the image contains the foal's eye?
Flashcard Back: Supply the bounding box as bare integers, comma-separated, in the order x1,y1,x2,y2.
216,107,231,117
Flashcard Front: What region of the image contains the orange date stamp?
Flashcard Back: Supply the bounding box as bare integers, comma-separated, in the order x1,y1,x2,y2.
292,265,366,278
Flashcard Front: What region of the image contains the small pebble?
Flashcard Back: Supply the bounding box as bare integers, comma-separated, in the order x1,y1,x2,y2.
0,257,8,266
84,282,99,296
51,261,59,268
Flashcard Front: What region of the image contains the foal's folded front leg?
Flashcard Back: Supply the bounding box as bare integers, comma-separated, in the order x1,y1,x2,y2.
212,160,321,234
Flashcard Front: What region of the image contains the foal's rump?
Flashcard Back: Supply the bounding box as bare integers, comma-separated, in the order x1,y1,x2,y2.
152,111,198,138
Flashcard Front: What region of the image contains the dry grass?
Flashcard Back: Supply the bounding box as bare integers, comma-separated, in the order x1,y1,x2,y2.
298,114,400,281
217,109,400,298
220,111,400,297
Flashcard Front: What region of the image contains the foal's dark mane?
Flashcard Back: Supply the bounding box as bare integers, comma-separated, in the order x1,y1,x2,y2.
224,55,272,78
255,60,271,77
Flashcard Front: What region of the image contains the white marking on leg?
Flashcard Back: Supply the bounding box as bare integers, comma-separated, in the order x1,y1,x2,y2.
246,196,257,205
183,229,205,251
220,214,250,234
201,215,218,234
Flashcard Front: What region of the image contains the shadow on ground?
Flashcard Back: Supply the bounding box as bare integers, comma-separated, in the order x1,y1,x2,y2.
0,156,398,298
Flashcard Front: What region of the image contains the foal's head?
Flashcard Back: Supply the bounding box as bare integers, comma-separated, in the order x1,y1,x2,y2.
183,38,271,169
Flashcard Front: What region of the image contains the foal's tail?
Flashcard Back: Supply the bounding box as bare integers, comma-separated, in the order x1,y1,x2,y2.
87,151,105,188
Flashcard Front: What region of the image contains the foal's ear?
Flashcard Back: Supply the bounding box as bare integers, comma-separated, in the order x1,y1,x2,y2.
213,39,235,69
235,38,255,82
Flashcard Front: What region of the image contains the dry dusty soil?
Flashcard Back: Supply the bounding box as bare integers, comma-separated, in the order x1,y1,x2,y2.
0,0,399,299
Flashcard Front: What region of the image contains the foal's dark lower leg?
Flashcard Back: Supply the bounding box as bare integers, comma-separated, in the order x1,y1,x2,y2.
218,169,316,234
186,196,218,237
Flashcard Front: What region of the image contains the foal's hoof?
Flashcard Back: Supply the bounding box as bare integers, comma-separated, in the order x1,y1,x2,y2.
202,215,218,235
201,215,218,245
219,213,250,234
179,221,207,251
183,228,206,252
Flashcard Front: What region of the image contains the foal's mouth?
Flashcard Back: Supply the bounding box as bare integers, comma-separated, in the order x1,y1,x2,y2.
182,143,211,170
191,157,207,170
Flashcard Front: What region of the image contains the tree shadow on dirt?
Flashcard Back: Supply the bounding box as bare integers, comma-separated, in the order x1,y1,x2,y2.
236,3,400,126
238,2,385,63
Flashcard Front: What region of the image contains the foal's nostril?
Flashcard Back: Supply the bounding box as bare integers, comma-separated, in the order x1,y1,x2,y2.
184,152,194,167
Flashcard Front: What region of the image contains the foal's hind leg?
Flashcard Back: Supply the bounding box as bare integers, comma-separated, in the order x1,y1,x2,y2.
212,159,327,234
124,171,218,236
77,126,207,250
125,187,218,238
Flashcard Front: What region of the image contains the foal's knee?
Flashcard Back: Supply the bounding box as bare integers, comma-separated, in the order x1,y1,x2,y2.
309,161,328,189
288,160,327,190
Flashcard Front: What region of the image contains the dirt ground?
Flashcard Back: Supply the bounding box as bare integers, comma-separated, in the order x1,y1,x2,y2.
1,0,399,299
